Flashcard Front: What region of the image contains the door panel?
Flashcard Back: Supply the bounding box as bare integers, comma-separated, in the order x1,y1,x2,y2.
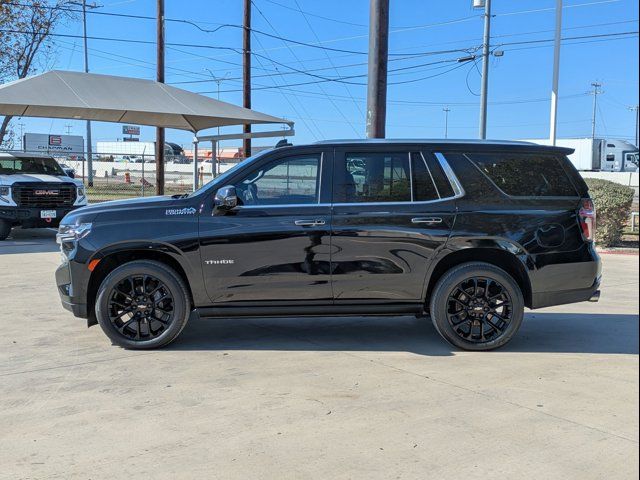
198,150,333,304
330,147,456,302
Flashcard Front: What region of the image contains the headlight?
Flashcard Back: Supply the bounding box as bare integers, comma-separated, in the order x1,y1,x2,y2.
0,186,9,203
77,186,86,197
56,223,92,244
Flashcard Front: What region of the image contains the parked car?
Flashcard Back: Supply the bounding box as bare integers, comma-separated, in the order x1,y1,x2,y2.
1,152,88,240
55,140,601,351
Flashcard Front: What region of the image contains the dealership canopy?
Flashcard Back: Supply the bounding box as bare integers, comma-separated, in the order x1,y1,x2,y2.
0,70,291,132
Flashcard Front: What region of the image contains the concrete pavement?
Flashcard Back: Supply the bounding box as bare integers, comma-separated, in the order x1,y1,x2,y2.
1,228,638,479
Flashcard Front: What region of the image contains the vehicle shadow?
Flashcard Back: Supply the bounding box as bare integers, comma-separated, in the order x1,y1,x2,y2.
0,228,59,254
171,312,639,356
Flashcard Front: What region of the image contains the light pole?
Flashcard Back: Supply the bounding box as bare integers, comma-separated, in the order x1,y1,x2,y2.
549,0,563,145
628,105,639,146
474,0,492,140
590,82,603,140
443,107,451,139
17,122,25,150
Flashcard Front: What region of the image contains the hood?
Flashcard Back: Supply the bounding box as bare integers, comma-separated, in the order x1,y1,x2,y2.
62,195,184,224
0,173,81,186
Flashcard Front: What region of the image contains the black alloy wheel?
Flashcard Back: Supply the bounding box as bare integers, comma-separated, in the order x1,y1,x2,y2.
430,262,524,351
446,277,513,344
107,274,175,341
96,260,191,349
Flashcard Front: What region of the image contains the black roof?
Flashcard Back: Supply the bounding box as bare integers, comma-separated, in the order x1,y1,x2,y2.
311,138,574,154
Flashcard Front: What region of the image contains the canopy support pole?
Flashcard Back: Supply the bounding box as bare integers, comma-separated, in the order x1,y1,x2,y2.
212,140,218,178
192,136,199,191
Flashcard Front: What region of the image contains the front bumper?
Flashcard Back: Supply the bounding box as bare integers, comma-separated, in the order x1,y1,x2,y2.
55,259,89,319
0,205,82,227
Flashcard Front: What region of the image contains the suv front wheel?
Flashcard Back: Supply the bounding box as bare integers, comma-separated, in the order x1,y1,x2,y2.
430,262,524,351
95,260,191,349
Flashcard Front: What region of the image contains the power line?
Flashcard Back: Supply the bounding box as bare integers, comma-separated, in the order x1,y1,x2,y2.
249,0,360,136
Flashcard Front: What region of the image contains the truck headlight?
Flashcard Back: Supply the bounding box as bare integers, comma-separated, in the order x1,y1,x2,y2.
0,186,9,203
76,186,86,201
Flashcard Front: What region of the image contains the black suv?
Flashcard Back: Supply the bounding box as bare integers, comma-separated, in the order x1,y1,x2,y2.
55,140,601,351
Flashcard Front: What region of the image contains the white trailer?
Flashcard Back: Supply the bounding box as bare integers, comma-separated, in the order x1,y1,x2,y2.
522,138,639,172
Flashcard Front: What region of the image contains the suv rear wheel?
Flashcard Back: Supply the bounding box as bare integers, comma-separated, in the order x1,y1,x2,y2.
430,262,524,351
95,260,191,349
0,220,11,241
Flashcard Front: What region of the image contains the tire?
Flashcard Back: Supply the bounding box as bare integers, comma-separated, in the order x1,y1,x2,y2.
0,220,11,241
430,262,524,351
95,260,191,349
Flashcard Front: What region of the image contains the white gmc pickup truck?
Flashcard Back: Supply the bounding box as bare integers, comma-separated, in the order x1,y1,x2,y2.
0,152,88,240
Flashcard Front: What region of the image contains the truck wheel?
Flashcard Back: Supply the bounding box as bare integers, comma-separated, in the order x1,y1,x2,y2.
430,262,524,351
0,220,11,241
95,260,191,349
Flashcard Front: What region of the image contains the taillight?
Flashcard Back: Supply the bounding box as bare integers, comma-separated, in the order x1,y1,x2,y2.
578,198,596,242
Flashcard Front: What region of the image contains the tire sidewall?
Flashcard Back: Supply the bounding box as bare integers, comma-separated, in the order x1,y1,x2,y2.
430,262,524,351
96,261,190,349
0,220,11,241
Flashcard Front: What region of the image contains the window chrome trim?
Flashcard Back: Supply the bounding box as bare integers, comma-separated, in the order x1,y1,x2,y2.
235,151,464,209
434,152,465,198
407,152,414,202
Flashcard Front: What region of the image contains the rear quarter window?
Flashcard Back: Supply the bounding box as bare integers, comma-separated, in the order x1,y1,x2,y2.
465,153,579,197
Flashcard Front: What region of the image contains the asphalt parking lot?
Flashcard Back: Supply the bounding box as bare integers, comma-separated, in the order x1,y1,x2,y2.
1,228,638,480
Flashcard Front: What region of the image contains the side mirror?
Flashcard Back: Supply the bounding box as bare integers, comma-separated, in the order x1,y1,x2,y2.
214,185,238,212
67,170,75,179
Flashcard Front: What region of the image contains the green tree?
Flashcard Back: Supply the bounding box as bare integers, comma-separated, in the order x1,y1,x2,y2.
0,1,76,146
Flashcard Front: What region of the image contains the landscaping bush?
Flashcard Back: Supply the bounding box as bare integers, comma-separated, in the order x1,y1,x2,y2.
584,178,635,247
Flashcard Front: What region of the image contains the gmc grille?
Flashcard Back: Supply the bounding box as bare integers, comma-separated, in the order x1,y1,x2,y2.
12,183,77,208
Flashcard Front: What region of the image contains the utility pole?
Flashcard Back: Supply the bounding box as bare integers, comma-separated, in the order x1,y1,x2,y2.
443,107,451,139
69,1,99,184
65,124,73,135
590,81,603,140
475,0,492,140
243,0,251,157
156,0,165,195
549,0,562,145
628,105,639,146
365,0,390,138
81,1,94,186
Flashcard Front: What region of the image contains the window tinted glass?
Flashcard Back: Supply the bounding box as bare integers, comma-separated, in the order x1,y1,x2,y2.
466,153,578,197
0,157,65,176
235,154,320,205
410,152,439,201
423,152,455,198
334,152,411,203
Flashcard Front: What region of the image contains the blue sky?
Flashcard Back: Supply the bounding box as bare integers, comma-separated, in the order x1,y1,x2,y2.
18,0,640,148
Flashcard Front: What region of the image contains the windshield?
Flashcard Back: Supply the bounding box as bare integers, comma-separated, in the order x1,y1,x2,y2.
0,157,66,176
188,149,274,197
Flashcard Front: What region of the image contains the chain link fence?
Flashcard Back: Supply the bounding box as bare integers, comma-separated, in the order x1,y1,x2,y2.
1,149,237,203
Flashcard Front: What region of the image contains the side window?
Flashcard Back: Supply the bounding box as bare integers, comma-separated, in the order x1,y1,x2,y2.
334,152,411,203
236,154,320,206
423,152,455,198
466,153,578,197
410,152,439,201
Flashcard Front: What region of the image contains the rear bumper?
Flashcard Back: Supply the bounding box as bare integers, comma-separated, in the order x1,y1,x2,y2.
531,276,601,309
0,205,80,227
